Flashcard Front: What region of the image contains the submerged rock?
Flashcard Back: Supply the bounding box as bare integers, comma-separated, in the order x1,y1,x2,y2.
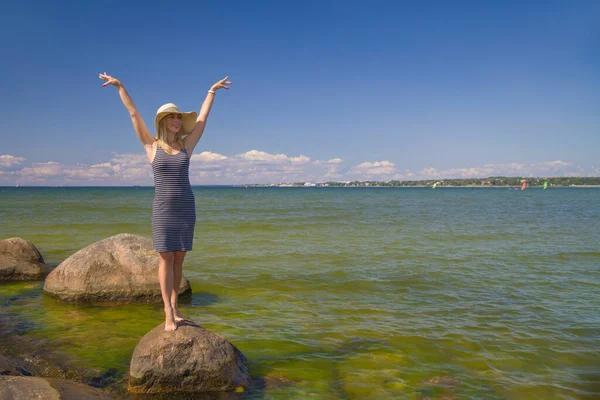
261,374,303,390
419,375,460,400
43,234,191,303
0,376,112,399
0,313,124,391
0,237,52,280
129,322,251,394
0,354,31,376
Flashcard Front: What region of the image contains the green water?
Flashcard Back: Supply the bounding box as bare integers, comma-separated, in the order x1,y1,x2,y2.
1,187,599,399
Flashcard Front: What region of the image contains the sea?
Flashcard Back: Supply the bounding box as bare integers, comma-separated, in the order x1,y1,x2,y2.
1,186,599,399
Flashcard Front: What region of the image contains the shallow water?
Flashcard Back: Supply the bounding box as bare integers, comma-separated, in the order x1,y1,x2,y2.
1,187,599,399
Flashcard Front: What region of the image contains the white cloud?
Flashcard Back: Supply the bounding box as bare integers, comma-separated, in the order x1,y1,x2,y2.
237,150,289,163
109,153,149,168
314,157,345,179
314,158,343,165
18,162,63,178
290,155,311,163
0,149,593,186
191,151,228,162
405,160,583,180
350,161,397,176
190,150,324,184
483,162,525,170
0,155,26,168
532,160,572,167
63,164,114,180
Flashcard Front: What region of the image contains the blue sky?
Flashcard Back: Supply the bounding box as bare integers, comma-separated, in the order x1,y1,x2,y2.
1,0,599,185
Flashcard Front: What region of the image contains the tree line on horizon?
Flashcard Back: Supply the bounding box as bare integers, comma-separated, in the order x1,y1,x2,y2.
278,177,600,187
327,177,600,187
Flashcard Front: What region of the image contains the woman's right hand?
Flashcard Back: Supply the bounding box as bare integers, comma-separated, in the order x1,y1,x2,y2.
99,72,122,88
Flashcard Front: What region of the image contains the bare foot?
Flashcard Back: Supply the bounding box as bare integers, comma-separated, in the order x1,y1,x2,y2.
173,306,186,323
164,307,177,332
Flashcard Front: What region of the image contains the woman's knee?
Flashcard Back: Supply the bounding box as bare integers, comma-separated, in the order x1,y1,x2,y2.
173,251,186,266
159,252,175,263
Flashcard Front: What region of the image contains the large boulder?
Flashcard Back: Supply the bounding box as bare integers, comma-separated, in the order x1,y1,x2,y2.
43,234,191,303
0,376,112,399
0,238,52,280
129,322,251,394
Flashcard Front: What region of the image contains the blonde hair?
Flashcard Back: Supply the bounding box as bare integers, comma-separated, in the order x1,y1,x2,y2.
156,114,185,153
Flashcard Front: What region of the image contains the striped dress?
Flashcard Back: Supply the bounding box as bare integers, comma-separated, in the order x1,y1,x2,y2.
151,145,196,252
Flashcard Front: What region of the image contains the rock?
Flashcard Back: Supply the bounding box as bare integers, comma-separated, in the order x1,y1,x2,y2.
425,375,459,388
0,237,52,280
0,354,31,376
129,322,251,394
419,375,460,400
43,234,192,303
0,313,123,388
0,376,112,399
262,374,302,390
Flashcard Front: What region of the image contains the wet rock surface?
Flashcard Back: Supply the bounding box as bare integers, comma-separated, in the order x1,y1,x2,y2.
44,234,191,303
129,321,251,394
0,237,52,281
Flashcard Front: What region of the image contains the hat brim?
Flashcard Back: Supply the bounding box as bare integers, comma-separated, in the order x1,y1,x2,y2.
154,111,198,137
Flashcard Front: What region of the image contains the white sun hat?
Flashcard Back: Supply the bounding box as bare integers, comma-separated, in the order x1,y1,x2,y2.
154,103,198,136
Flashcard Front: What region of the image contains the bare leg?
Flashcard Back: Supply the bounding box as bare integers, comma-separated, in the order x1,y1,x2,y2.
172,251,186,323
159,251,177,331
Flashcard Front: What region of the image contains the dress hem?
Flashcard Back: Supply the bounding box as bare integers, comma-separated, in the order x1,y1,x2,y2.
154,248,193,252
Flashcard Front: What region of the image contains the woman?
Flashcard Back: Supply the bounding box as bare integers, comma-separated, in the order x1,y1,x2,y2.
99,72,231,331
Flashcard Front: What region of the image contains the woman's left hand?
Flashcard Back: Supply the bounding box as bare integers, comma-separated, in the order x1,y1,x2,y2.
211,76,232,92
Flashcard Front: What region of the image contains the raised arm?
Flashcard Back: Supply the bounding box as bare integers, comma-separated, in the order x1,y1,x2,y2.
183,76,232,155
99,72,155,147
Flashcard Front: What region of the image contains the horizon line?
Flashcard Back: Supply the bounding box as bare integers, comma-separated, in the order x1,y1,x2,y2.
3,175,599,188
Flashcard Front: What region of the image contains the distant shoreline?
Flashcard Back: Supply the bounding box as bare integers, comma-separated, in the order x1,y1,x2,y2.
240,185,600,188
2,185,600,189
